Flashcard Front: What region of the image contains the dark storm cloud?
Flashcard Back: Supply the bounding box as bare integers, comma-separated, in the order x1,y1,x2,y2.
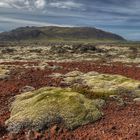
0,0,140,40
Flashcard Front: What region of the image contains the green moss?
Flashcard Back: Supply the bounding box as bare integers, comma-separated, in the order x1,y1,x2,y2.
6,87,102,133
0,67,8,75
64,71,140,98
64,71,83,77
134,90,140,97
0,67,9,80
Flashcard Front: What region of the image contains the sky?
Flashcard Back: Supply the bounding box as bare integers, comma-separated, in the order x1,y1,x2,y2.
0,0,140,40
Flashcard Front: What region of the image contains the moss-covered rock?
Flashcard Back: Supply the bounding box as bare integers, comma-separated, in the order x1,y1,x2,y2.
133,98,140,102
64,71,140,98
64,71,83,77
0,67,7,75
134,90,140,97
6,87,102,133
0,67,9,80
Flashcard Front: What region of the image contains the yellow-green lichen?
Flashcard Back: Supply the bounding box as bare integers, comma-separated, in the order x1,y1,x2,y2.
64,71,140,98
6,87,102,133
0,67,9,79
0,67,7,75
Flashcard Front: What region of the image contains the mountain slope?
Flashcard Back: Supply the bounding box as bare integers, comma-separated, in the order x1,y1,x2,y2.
0,26,125,42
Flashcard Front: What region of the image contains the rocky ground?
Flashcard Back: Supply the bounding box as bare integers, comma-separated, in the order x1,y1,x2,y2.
0,61,140,140
0,43,140,63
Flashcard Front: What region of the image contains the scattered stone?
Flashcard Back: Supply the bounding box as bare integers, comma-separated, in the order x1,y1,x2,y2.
51,65,63,71
133,98,140,102
19,86,35,93
48,73,63,78
0,67,10,80
109,95,125,106
25,130,35,140
116,98,125,106
38,62,51,70
64,71,83,77
134,90,140,97
0,75,9,80
109,95,119,99
94,99,106,108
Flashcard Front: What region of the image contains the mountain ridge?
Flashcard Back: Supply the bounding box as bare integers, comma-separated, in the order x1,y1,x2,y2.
0,26,125,42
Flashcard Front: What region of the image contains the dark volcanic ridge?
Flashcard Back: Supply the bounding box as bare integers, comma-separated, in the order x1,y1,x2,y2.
0,26,125,42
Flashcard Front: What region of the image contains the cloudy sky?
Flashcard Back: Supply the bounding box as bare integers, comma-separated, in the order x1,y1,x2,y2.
0,0,140,40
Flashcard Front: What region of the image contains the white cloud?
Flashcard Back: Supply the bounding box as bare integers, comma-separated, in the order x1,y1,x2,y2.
49,1,83,9
0,0,46,10
0,2,10,8
0,0,83,10
0,16,73,27
34,0,46,9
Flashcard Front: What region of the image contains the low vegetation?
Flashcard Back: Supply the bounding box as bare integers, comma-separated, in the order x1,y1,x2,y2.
63,71,140,98
0,67,9,76
6,87,102,133
0,42,140,63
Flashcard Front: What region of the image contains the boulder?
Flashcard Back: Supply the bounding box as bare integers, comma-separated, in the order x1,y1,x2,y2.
19,86,35,93
133,98,140,102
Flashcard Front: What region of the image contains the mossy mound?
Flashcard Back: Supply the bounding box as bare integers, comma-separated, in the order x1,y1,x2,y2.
6,87,102,133
0,67,8,75
0,67,9,79
64,71,140,98
64,71,84,77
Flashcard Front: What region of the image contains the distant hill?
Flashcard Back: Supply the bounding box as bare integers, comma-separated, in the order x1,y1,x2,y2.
0,26,125,42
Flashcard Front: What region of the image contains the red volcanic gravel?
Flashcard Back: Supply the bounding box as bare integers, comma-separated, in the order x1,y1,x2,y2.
0,61,140,140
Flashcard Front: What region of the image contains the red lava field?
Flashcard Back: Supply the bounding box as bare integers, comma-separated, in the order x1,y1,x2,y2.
0,61,140,140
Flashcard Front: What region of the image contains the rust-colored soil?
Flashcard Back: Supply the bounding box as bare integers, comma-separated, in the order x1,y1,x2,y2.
0,61,140,140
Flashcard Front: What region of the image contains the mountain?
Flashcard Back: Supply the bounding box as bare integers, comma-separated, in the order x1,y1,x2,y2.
0,26,125,42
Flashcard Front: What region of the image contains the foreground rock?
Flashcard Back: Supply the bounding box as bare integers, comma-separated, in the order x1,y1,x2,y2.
133,98,140,102
19,85,35,93
6,87,102,133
